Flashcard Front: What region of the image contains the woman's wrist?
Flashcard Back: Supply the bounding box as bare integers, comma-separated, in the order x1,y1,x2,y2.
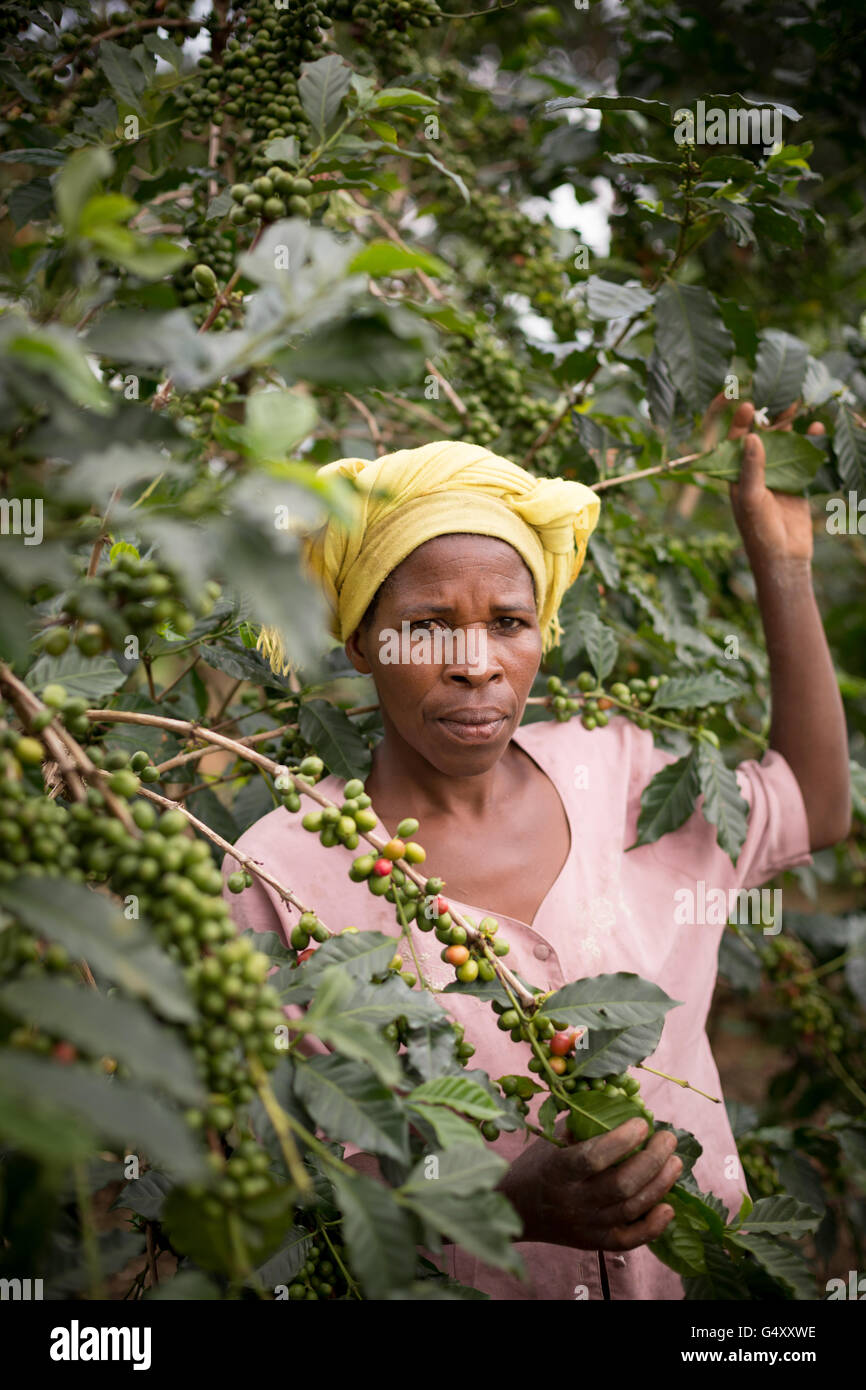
749,550,813,596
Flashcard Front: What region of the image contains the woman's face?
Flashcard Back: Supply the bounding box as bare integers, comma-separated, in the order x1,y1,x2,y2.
346,534,542,777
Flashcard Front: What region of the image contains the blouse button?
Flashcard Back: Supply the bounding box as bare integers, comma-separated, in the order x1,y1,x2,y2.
533,943,551,960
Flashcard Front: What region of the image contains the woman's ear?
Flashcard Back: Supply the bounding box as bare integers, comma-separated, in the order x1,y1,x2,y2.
345,628,372,675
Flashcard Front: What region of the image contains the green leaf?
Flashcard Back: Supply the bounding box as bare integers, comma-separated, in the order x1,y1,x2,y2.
298,699,372,781
142,31,183,71
721,202,757,247
700,154,760,181
0,876,196,1025
0,148,66,167
572,610,618,682
570,1019,664,1077
647,348,676,432
562,1087,648,1141
725,1231,816,1299
0,1080,96,1163
673,1182,726,1239
736,1195,821,1236
293,1055,409,1162
717,297,759,362
654,283,734,413
87,225,188,279
696,739,749,863
8,177,54,227
630,750,701,850
753,329,809,416
649,1193,707,1276
608,152,681,175
832,403,866,492
585,276,654,321
299,53,353,134
331,1170,416,1298
406,1101,487,1150
4,324,111,412
0,979,204,1105
654,1125,703,1181
0,577,33,670
244,389,318,460
262,136,299,166
404,1017,464,1084
162,1182,297,1276
546,95,671,122
348,240,451,279
200,639,290,690
252,1227,314,1289
98,40,146,112
55,146,113,234
301,931,396,985
115,1169,174,1221
698,430,824,494
403,1143,507,1197
371,87,438,110
373,140,470,202
299,970,403,1086
651,672,743,710
408,1076,503,1121
683,1239,751,1299
0,1054,207,1182
543,972,679,1031
401,1188,524,1272
79,192,138,235
145,1271,220,1300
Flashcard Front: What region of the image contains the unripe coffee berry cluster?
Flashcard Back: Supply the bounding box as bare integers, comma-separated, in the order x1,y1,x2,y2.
37,551,221,662
283,1229,348,1301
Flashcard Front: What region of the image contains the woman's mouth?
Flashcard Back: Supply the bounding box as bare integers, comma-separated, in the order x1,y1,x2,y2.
436,710,508,742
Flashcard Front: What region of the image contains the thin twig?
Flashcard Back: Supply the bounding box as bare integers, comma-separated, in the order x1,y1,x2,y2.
344,392,386,455
134,779,314,914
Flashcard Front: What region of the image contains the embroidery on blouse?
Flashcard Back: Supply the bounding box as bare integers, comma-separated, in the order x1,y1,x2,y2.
573,847,634,962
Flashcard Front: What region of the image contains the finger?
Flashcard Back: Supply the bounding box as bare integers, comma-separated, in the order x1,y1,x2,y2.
599,1201,677,1252
807,421,826,436
589,1132,679,1208
593,1154,683,1228
727,400,755,439
733,431,766,505
564,1118,650,1176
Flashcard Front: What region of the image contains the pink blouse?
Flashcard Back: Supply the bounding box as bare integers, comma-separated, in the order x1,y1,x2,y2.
222,714,812,1300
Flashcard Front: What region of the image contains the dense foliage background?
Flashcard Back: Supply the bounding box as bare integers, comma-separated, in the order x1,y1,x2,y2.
0,0,864,1300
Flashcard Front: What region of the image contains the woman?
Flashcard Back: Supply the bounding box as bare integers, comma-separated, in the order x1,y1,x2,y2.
223,412,849,1300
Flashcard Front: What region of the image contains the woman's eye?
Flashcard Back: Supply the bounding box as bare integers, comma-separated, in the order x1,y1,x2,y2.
494,617,524,631
410,619,444,632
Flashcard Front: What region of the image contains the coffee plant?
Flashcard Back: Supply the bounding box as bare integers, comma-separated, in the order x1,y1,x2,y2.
0,0,864,1301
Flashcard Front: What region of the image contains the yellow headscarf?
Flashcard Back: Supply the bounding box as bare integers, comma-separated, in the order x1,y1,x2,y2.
258,440,600,675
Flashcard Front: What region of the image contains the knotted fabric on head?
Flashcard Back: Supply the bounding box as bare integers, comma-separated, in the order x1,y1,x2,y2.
257,440,601,675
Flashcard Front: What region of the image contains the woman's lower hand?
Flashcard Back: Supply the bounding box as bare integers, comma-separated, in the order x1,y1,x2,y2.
500,1117,683,1251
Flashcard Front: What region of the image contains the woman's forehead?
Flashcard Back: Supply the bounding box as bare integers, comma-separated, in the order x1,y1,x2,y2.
390,533,533,580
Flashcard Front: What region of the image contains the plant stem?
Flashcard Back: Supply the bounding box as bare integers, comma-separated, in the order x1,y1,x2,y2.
639,1062,720,1103
74,1162,105,1300
793,951,851,985
248,1056,313,1196
318,1220,362,1300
